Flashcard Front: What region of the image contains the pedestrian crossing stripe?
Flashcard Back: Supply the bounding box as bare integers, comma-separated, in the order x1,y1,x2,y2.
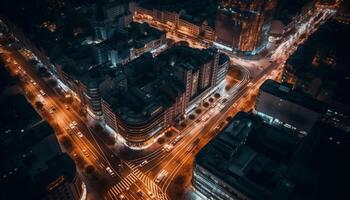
107,163,169,200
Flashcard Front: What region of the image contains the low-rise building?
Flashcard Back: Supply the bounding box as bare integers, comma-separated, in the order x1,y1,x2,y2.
134,0,217,41
93,22,167,66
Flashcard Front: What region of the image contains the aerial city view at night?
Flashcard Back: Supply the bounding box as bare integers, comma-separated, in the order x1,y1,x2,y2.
1,0,350,199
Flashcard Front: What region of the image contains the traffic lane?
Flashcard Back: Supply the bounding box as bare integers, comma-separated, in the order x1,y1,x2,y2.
25,78,115,181
127,87,229,166
139,75,250,180
12,48,117,166
3,53,118,185
5,49,123,185
158,61,277,191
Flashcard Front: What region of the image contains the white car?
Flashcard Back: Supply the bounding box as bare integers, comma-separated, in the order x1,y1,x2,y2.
106,166,116,178
119,194,125,199
39,90,46,96
76,131,83,138
69,121,78,129
163,144,174,152
155,170,168,184
69,123,75,129
201,114,210,122
82,148,89,157
139,160,148,167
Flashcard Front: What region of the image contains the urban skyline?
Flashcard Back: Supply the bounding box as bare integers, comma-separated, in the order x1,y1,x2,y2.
0,0,349,200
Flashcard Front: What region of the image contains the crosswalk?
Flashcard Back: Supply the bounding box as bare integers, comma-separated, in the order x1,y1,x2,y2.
108,173,138,195
106,163,169,200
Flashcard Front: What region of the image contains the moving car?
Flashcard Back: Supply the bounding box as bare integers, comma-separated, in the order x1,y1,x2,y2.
39,89,46,96
76,131,83,138
163,144,174,152
139,160,148,167
155,170,168,184
69,123,75,129
171,135,183,146
82,148,89,157
106,166,116,178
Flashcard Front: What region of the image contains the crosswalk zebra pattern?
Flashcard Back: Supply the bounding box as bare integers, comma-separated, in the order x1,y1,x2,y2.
106,163,169,200
128,163,169,200
107,173,138,198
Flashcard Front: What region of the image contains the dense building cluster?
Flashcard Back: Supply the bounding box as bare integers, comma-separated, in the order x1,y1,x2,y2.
102,46,227,146
3,0,231,148
134,0,217,41
56,45,228,147
283,20,350,132
194,112,304,200
194,110,350,200
215,0,278,54
0,0,349,199
0,66,85,200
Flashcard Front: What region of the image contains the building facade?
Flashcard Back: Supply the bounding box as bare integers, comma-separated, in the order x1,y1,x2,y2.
255,79,324,134
134,4,215,41
215,0,277,54
99,46,226,147
0,68,86,200
193,112,319,200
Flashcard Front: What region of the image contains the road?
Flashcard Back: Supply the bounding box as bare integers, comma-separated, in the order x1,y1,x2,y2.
120,3,338,200
0,2,338,200
1,49,138,199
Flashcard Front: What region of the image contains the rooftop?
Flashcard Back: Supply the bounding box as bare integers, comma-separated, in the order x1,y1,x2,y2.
57,22,165,79
195,112,318,199
0,64,16,92
260,79,325,113
108,22,165,51
139,0,217,27
103,45,214,125
0,65,42,139
286,21,350,107
0,65,76,199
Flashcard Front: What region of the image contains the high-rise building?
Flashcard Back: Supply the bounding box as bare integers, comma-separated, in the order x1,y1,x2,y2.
101,46,224,147
255,79,324,134
192,112,319,200
215,0,277,54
